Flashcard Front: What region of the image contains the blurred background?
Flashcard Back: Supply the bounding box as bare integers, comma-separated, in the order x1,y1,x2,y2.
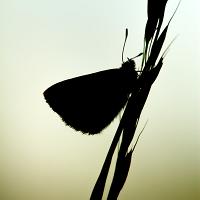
0,0,199,199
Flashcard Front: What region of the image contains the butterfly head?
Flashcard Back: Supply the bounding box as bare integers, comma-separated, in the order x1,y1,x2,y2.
121,58,136,71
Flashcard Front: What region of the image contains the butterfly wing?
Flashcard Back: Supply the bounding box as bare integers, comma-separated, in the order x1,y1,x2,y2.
44,67,137,134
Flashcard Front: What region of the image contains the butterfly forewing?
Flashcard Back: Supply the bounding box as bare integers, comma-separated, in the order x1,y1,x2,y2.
44,61,137,134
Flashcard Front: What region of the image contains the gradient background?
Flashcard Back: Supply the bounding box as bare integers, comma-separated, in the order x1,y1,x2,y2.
0,0,199,199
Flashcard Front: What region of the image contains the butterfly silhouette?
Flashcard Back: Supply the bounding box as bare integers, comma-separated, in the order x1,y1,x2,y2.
43,58,138,134
43,29,141,134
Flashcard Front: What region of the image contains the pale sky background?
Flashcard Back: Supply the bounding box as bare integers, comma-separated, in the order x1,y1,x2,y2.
0,0,199,200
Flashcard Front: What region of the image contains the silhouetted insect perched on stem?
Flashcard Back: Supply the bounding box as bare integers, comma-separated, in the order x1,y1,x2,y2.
44,1,180,199
43,29,140,134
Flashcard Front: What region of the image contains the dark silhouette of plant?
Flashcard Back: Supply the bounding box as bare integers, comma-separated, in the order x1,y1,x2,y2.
43,0,180,199
90,1,180,199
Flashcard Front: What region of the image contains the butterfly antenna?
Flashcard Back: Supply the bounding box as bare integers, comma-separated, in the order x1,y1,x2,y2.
122,28,128,63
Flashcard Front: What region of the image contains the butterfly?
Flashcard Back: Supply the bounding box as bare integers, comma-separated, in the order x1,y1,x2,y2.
43,58,138,134
43,29,141,134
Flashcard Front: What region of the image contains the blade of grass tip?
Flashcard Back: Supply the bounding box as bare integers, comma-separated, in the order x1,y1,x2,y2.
147,0,168,20
144,0,173,68
132,120,148,152
156,0,181,61
153,0,168,42
147,57,163,85
147,35,177,84
168,0,181,26
144,1,161,63
161,35,179,59
146,25,168,69
158,0,181,40
146,0,168,44
146,1,180,70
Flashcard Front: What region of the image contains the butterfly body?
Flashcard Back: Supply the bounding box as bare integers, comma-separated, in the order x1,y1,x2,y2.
44,59,137,134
